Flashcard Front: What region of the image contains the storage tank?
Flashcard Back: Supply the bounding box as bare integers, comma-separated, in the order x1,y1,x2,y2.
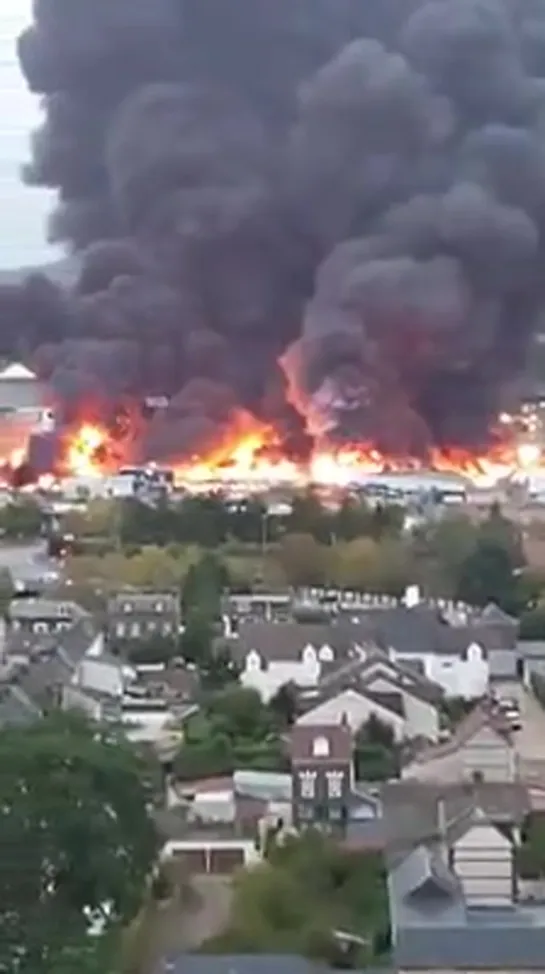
0,364,53,465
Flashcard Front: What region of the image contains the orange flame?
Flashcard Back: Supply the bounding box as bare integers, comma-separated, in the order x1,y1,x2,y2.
0,408,541,491
171,414,541,489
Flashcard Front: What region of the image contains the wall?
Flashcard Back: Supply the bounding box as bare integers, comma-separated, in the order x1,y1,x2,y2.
75,657,124,698
489,648,518,680
364,674,439,741
296,688,405,740
452,822,513,905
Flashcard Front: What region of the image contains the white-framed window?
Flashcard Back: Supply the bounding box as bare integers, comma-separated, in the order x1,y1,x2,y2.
116,622,126,637
326,770,344,799
130,622,140,638
312,735,330,758
163,622,172,635
123,602,132,613
299,770,317,799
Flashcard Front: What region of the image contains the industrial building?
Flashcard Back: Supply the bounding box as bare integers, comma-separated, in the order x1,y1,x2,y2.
0,362,54,467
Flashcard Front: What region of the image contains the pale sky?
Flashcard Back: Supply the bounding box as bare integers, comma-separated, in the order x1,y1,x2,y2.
0,0,60,268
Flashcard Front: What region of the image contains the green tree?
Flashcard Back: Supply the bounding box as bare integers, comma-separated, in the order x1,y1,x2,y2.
204,831,389,963
412,513,478,594
455,539,520,612
287,490,332,543
333,497,372,541
182,551,228,617
275,532,329,587
269,682,299,727
0,567,15,616
355,716,398,780
180,609,215,664
0,712,158,974
0,498,43,539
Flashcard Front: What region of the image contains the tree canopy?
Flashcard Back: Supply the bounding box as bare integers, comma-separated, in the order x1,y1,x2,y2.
0,712,158,974
204,830,390,965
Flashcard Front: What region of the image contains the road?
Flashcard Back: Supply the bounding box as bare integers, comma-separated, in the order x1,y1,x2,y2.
0,541,60,587
496,681,545,774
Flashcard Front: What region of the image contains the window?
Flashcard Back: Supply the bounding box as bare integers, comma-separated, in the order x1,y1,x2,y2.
116,622,126,637
123,602,132,613
312,735,330,758
130,622,140,638
326,770,344,799
299,770,317,799
163,622,172,636
155,601,164,612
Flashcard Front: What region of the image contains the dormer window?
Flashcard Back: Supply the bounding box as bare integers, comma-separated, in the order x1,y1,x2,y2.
246,650,262,671
312,735,330,758
155,601,164,612
302,644,317,664
123,603,132,614
318,644,334,663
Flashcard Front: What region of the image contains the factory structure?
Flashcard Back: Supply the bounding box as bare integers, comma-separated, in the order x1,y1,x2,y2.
0,362,55,464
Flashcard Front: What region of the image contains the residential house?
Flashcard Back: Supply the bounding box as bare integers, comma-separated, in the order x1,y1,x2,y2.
9,620,100,709
360,601,491,698
297,650,443,742
380,780,531,859
297,687,406,741
228,619,370,701
290,722,353,830
106,592,181,643
388,804,545,969
474,602,520,680
64,642,197,750
9,597,89,636
401,701,517,783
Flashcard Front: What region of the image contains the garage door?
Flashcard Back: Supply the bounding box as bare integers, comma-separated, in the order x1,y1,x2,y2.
170,847,207,873
209,847,245,874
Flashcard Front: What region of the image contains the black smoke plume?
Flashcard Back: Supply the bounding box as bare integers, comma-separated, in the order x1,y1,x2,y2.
5,0,545,456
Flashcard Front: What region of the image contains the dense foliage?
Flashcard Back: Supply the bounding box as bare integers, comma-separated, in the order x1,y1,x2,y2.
0,712,158,974
203,830,390,966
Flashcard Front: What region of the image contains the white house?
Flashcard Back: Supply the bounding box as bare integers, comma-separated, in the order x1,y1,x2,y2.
392,640,489,699
232,620,369,702
296,687,406,741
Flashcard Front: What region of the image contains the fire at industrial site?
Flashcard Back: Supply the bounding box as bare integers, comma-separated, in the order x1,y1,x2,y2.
2,0,545,491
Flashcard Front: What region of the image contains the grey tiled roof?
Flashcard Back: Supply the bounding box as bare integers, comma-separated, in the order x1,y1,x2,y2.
395,922,545,968
234,620,369,662
158,956,379,974
10,598,88,621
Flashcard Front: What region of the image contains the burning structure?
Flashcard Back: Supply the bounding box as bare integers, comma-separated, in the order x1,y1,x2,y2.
2,0,545,486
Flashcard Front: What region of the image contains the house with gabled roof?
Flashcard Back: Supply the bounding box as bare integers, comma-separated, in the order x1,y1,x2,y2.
401,700,517,783
296,648,443,742
388,802,545,969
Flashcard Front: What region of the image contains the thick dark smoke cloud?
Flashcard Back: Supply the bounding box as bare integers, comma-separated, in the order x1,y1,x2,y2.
5,0,545,456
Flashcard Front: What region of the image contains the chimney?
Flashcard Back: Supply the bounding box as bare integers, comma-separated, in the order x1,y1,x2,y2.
437,797,447,838
404,585,420,608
